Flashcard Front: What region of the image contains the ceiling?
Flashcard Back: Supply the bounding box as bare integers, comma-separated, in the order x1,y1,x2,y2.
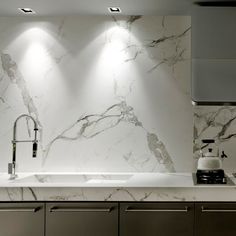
0,0,207,16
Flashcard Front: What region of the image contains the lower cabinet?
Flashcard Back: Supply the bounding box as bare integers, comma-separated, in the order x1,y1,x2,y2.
0,202,44,236
196,203,236,236
120,202,194,236
46,202,118,236
1,201,236,236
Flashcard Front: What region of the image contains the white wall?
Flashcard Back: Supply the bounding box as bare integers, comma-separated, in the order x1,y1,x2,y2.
0,16,192,172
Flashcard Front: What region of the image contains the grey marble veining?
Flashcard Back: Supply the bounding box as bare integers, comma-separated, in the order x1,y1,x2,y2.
42,101,175,172
1,53,42,130
119,16,191,73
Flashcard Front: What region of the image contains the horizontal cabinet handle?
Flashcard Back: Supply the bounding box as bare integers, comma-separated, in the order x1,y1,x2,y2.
201,206,236,213
125,206,189,213
49,207,113,213
0,207,41,212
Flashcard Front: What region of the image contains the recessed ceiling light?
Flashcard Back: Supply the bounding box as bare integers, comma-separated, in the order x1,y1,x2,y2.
18,8,36,14
108,7,122,13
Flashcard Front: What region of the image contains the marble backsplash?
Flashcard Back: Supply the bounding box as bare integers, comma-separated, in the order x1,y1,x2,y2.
0,16,192,172
194,106,236,172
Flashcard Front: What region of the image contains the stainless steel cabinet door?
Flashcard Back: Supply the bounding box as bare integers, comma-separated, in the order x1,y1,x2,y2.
196,203,236,236
120,202,194,236
0,202,44,236
46,202,118,236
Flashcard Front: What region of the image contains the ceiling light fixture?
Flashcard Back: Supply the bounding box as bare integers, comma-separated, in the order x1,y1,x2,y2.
108,7,122,13
19,8,36,14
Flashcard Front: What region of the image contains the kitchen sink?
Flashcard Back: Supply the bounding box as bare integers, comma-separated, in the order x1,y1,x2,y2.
12,173,133,186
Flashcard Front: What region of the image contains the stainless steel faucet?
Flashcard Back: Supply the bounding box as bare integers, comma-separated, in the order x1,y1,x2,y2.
8,114,39,179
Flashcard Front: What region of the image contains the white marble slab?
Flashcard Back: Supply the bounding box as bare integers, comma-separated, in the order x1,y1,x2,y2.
0,171,235,188
0,172,236,201
0,16,192,173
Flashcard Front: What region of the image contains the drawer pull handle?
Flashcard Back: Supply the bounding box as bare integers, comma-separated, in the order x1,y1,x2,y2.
125,206,189,212
201,206,236,213
50,207,113,213
0,207,40,212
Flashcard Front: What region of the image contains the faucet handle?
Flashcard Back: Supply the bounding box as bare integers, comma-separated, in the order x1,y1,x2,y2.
8,163,15,175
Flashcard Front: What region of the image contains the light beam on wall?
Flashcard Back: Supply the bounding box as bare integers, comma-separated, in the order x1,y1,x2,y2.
5,25,67,95
98,26,129,73
79,24,142,104
22,27,51,73
18,27,55,86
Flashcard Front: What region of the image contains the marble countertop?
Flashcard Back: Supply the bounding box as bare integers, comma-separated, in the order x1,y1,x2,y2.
0,172,235,188
0,172,236,202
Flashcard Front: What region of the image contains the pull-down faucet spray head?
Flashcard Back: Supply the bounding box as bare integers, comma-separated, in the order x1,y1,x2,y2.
8,114,39,179
32,141,38,158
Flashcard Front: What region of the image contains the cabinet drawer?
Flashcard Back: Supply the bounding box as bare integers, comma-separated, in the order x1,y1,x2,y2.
196,203,236,236
46,202,118,236
0,202,44,236
120,202,194,236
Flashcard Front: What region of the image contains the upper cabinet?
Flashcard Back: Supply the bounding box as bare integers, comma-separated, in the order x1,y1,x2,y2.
192,8,236,59
192,8,236,105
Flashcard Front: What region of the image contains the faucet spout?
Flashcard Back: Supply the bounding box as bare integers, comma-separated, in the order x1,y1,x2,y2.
8,114,39,179
13,114,38,142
